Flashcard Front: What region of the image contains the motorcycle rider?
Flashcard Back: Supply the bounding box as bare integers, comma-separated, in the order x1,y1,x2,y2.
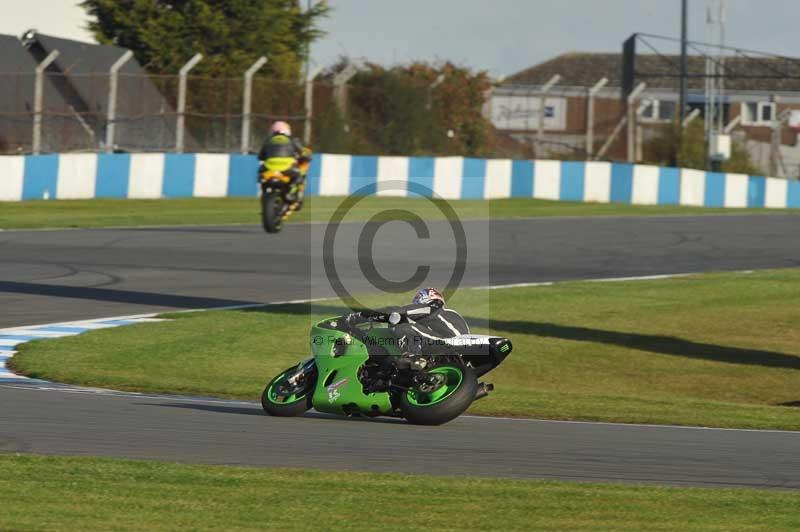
258,121,312,205
348,287,469,362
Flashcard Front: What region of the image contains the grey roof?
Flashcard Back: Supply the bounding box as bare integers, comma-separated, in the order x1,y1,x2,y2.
504,52,800,92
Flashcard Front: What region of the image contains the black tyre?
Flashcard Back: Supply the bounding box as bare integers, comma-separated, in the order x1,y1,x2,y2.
261,365,316,417
261,192,284,233
400,362,478,426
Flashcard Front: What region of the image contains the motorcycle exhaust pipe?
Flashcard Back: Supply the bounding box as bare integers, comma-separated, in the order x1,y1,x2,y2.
474,382,494,401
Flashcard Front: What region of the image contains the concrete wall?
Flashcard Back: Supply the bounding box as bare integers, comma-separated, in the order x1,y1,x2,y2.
1,153,798,208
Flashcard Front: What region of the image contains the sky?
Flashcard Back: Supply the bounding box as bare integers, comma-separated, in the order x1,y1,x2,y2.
0,0,798,78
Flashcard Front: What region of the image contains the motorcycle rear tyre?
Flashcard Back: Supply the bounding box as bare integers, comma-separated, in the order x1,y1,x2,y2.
262,193,284,233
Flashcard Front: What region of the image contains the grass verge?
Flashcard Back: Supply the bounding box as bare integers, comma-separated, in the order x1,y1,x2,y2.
12,269,800,430
1,196,795,229
1,454,798,531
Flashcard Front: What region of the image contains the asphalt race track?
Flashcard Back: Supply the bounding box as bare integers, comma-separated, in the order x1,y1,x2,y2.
2,214,800,488
3,383,800,489
1,215,799,327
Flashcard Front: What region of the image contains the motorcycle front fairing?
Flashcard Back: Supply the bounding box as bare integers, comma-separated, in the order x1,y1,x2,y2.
309,318,395,416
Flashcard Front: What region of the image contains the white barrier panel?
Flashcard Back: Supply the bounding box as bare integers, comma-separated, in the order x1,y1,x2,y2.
376,156,409,197
56,154,97,199
724,173,749,208
765,177,788,208
128,153,165,199
680,169,706,206
433,157,463,199
533,160,560,200
193,154,230,198
483,159,512,199
319,154,351,196
583,161,611,203
631,165,660,205
0,156,25,201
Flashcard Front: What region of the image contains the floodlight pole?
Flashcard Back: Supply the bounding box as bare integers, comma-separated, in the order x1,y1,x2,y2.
241,56,268,154
304,67,322,145
586,77,609,159
176,53,203,153
536,74,561,157
32,49,59,154
626,82,646,163
105,50,134,153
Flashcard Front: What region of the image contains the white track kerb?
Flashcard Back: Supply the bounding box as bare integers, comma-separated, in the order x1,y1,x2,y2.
0,315,162,382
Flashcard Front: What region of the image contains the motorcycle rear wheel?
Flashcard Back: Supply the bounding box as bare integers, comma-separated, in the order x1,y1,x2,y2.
400,362,478,426
261,192,284,233
261,366,316,417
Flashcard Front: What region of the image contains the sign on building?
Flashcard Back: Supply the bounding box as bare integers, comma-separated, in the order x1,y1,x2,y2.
487,94,567,131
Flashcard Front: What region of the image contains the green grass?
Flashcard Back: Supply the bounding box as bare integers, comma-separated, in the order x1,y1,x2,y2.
1,196,796,229
1,454,798,531
12,269,800,430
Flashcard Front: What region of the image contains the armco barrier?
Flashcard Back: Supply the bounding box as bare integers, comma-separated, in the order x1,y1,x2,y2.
1,153,799,208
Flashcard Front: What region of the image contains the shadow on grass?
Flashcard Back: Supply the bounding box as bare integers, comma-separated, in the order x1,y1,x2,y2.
243,303,800,371
470,317,800,371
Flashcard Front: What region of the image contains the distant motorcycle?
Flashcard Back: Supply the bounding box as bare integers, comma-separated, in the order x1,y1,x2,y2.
261,310,513,425
258,158,309,234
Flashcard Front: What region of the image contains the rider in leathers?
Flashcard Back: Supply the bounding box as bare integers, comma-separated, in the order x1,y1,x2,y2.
348,288,468,360
258,121,311,204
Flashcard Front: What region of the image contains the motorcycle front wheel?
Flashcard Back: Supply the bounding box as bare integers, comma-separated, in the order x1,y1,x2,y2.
400,362,478,426
261,192,284,233
261,365,317,417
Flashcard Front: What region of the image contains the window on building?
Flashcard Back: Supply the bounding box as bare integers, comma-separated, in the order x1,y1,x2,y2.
640,99,675,122
741,101,776,125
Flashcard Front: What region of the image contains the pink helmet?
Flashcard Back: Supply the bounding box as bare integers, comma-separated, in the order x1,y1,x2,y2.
412,287,445,306
271,121,291,136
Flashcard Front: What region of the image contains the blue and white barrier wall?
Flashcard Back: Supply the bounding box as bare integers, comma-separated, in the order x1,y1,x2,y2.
1,153,799,208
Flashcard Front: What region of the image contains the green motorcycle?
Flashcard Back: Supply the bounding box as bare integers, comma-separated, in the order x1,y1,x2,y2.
261,310,512,425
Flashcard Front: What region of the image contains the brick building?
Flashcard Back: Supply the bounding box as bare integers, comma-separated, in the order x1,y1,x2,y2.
486,52,800,177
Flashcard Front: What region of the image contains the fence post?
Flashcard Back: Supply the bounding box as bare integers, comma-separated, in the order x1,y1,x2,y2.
682,108,701,127
636,100,652,163
176,53,203,153
105,50,134,153
426,74,446,111
240,56,268,154
333,61,360,131
626,82,646,163
32,50,59,154
304,67,322,146
536,74,560,157
586,77,608,159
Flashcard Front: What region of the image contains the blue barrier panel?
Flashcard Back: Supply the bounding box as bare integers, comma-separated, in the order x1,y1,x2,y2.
560,161,585,201
657,167,681,205
704,172,726,207
510,160,534,197
227,154,258,197
95,153,130,198
349,155,378,195
747,176,766,208
22,154,59,200
162,154,196,197
788,180,800,208
461,158,486,199
304,155,322,197
609,163,633,203
407,157,435,197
